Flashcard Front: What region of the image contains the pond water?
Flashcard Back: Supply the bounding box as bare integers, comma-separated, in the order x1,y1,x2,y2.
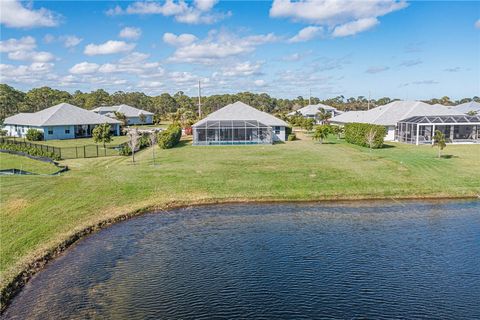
3,200,480,319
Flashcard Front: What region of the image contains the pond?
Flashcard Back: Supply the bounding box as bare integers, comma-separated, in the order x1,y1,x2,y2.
3,200,480,319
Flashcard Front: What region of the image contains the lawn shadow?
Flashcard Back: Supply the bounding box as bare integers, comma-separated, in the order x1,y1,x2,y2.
440,154,458,159
174,140,191,148
381,144,396,149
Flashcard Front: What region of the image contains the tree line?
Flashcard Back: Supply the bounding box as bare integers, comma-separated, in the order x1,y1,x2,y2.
1,83,478,122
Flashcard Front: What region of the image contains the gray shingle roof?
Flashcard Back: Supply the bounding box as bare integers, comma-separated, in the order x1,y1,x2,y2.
288,103,338,116
330,101,464,126
92,104,154,117
449,101,480,114
193,101,288,127
4,103,121,126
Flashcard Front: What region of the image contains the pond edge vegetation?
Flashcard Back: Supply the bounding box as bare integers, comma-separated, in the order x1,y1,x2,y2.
1,195,478,313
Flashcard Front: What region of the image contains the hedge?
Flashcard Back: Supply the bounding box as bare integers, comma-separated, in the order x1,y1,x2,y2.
0,142,60,160
26,128,44,141
157,124,182,149
344,123,386,149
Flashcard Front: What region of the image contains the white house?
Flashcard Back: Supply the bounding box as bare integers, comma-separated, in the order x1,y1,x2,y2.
330,100,464,141
3,103,121,140
288,103,342,123
448,101,480,115
192,101,289,145
92,104,154,125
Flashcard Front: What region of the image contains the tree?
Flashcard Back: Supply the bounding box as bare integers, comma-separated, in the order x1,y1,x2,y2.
366,128,377,152
114,112,128,127
466,110,478,116
149,131,158,166
26,128,43,141
303,118,315,131
331,125,344,139
312,125,330,144
317,109,332,124
92,123,113,149
139,113,147,125
432,130,447,158
127,129,140,164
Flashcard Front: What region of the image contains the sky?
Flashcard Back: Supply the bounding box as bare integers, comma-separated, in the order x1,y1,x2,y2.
0,0,479,100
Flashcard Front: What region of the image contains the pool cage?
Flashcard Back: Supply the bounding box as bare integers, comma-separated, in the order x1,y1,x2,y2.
193,120,273,145
396,115,480,145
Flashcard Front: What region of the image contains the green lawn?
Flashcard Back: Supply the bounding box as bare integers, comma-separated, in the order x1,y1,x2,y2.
0,153,60,175
1,134,479,294
32,135,129,147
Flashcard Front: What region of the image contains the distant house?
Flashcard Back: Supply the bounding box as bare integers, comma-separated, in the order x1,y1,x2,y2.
330,101,464,141
92,104,154,125
288,103,342,123
192,101,289,145
3,103,121,140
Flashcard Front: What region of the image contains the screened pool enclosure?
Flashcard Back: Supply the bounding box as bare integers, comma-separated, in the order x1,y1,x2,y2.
396,115,480,144
193,120,273,145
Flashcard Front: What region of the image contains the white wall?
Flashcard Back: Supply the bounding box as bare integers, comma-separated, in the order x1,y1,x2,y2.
127,115,153,125
273,126,286,142
4,124,45,138
385,126,395,141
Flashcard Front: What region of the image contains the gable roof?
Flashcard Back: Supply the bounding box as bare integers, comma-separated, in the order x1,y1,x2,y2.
449,101,480,114
288,103,338,116
92,104,153,117
330,101,464,126
193,101,288,127
4,103,121,126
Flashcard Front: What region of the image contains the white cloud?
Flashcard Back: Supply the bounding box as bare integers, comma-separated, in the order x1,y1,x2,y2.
254,79,267,87
84,40,136,55
62,35,83,48
289,26,323,42
399,59,423,67
270,0,406,37
69,62,100,74
8,50,55,62
168,31,277,64
0,36,37,52
163,33,198,46
365,66,389,74
106,0,228,24
332,18,379,37
119,27,142,40
220,61,263,77
475,19,480,29
0,62,55,84
400,80,439,87
0,0,60,28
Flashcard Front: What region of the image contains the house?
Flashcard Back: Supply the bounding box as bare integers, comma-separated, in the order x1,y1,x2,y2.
330,100,464,141
92,104,154,125
397,114,480,144
3,103,121,140
192,101,289,145
288,103,342,123
448,101,480,115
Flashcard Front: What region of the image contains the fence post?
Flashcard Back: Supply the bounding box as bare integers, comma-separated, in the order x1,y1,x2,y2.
105,145,107,157
76,146,78,158
59,147,62,159
97,145,99,157
84,145,86,158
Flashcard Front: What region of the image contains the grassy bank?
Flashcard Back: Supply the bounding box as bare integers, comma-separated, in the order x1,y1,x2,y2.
0,153,60,175
1,134,479,296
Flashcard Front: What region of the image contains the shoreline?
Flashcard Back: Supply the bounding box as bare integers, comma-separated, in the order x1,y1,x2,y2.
1,194,478,313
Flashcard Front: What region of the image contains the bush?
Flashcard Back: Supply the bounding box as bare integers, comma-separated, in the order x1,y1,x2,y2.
0,142,60,160
285,126,292,136
0,129,7,137
26,128,43,141
119,133,150,155
287,133,297,141
158,124,182,149
344,123,386,148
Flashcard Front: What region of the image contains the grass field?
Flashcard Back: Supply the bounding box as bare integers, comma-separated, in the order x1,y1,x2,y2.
31,135,129,147
0,153,60,175
1,133,479,294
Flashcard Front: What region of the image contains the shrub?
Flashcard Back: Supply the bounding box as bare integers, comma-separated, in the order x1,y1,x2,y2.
158,124,182,149
118,133,150,155
285,126,292,136
344,123,386,148
0,129,7,137
287,133,297,141
0,142,60,160
26,128,43,141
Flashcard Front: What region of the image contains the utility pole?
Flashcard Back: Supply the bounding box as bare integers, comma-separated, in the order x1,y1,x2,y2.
367,91,371,110
309,88,312,105
198,80,202,118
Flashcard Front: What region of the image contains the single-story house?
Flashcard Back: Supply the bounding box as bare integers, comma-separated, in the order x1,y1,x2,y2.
288,103,342,123
397,114,480,144
448,101,480,115
92,104,154,125
330,100,464,141
3,103,121,140
192,101,289,145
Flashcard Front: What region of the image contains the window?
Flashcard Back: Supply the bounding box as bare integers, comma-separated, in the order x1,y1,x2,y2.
48,128,53,135
274,126,281,134
65,129,70,134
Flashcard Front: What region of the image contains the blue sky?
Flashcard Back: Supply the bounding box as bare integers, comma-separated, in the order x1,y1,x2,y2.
0,0,479,100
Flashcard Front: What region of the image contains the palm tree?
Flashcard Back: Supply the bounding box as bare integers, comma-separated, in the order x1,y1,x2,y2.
432,130,447,158
316,109,332,124
312,125,330,144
